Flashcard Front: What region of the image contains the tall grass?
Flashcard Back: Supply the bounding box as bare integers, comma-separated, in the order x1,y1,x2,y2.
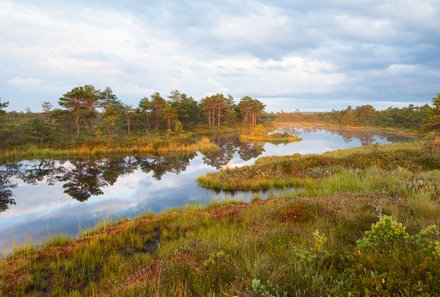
408,193,440,224
0,137,218,160
1,196,438,296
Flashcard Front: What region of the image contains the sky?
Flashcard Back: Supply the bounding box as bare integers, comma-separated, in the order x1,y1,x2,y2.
0,0,439,112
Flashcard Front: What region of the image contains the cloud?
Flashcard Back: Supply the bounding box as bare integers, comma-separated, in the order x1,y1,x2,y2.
0,0,439,111
7,77,42,88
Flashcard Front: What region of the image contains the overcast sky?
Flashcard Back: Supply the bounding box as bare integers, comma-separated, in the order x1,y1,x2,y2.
1,0,439,112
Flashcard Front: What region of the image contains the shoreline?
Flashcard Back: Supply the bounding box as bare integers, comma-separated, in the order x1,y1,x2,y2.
272,121,419,137
0,123,418,161
0,137,219,161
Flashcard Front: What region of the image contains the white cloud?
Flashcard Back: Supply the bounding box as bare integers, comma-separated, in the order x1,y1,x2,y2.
7,77,42,88
198,55,347,96
0,0,439,111
212,4,290,45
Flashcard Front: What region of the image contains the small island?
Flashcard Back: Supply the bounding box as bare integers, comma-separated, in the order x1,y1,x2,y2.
240,125,302,143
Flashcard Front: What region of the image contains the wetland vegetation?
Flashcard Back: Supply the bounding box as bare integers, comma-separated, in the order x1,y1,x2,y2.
0,92,439,296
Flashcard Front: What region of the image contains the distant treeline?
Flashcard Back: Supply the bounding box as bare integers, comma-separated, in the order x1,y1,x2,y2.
273,104,432,130
0,86,267,147
0,88,439,147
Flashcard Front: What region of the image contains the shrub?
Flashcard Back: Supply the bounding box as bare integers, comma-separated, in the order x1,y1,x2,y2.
356,215,409,252
347,216,440,295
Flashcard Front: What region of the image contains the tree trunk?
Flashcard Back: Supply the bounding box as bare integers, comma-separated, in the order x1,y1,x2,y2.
155,109,160,130
75,116,80,136
144,116,151,136
212,105,215,127
217,103,221,127
127,119,131,135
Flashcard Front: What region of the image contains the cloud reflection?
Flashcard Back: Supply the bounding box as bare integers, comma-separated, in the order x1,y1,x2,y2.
0,128,412,254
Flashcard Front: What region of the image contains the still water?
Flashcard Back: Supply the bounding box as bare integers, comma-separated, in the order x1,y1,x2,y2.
0,127,411,255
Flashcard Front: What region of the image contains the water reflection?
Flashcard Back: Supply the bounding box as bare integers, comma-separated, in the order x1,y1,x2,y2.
0,128,412,208
0,127,413,255
137,154,196,180
280,126,408,146
0,168,16,212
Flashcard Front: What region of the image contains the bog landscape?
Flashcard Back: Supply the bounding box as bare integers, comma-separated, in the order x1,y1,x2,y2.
1,1,440,296
1,89,439,296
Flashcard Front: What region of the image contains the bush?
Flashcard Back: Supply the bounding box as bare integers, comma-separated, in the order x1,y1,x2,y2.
356,215,409,252
347,216,440,295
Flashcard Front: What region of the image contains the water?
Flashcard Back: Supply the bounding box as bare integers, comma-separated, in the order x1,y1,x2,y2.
0,127,411,255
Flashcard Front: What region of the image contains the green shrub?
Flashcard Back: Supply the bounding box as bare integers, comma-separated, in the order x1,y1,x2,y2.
356,216,409,251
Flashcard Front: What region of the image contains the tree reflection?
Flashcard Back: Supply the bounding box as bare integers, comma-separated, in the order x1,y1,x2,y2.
338,130,355,143
237,142,265,161
358,133,375,146
137,154,195,180
0,129,411,208
0,167,16,212
56,160,108,202
201,135,239,169
378,133,412,143
11,160,64,185
0,154,198,204
101,157,137,185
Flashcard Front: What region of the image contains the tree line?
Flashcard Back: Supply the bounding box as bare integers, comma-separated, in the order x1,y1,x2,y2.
273,97,439,131
1,89,439,147
0,86,266,146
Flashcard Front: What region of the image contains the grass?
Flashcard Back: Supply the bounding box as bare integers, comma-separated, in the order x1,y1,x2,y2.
0,136,218,160
1,140,439,295
273,121,419,137
197,141,440,193
239,124,302,144
1,195,439,296
240,132,302,143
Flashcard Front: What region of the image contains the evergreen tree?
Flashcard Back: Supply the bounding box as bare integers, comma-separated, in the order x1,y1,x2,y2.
58,85,104,136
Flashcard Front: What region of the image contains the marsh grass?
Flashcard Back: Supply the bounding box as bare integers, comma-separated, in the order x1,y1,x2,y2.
239,133,302,143
80,216,117,237
1,141,439,295
408,193,440,224
45,234,70,247
0,136,218,160
1,195,439,296
239,124,302,144
197,141,440,194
